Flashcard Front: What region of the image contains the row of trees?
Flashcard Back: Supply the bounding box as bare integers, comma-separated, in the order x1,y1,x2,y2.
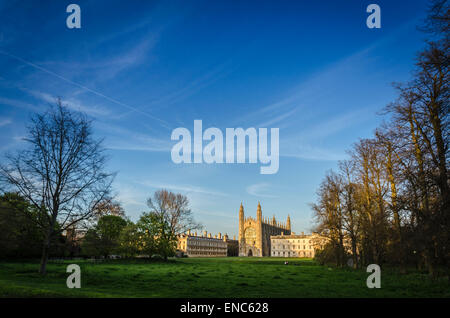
0,102,113,274
312,0,449,278
0,192,64,258
0,98,201,274
82,190,201,260
0,189,201,262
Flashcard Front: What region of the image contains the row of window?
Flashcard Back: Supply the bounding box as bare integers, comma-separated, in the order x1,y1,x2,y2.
187,239,226,247
187,246,227,251
274,245,312,250
272,239,312,244
188,251,227,256
272,251,312,257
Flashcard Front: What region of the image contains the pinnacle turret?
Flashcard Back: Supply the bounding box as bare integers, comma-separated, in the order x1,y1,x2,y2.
256,201,262,221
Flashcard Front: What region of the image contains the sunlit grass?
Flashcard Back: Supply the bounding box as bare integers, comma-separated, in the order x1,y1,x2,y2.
0,258,448,298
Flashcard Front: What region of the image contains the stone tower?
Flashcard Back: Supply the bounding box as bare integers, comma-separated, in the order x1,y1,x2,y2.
255,202,263,254
238,202,244,245
238,202,291,257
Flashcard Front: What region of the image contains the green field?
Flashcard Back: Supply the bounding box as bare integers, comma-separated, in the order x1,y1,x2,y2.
0,257,448,298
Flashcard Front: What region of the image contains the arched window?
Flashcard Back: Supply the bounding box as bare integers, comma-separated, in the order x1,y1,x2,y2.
244,227,257,245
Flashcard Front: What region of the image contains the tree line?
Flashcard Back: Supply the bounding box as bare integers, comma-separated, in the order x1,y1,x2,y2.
81,190,201,260
0,189,201,262
0,99,200,274
312,0,448,279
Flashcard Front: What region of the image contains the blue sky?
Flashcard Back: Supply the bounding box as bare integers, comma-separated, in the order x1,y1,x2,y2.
0,0,430,237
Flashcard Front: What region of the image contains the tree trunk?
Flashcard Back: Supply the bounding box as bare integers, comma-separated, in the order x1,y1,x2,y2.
338,234,345,267
351,236,358,269
39,225,55,275
39,239,50,275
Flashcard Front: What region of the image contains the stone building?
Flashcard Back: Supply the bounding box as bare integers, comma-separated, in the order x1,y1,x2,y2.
225,235,239,257
177,231,228,257
270,232,327,258
238,202,291,257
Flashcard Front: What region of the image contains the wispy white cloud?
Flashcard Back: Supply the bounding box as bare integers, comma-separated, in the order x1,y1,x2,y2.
257,107,298,128
295,107,373,141
94,121,171,152
195,210,237,219
281,144,346,161
143,61,236,113
105,143,170,153
137,180,229,197
246,182,278,198
27,90,112,117
0,117,12,127
279,106,374,161
11,135,25,141
0,96,36,110
115,185,147,208
39,35,158,83
0,49,169,127
230,28,405,162
246,21,419,129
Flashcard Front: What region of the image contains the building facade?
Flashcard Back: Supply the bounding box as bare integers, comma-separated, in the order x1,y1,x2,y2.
270,232,326,258
239,202,291,257
225,236,239,257
177,231,229,257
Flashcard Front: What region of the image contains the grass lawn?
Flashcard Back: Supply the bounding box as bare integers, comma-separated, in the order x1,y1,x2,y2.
0,257,448,298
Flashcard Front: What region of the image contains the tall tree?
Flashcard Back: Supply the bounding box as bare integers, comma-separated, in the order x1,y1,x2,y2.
312,0,449,276
118,221,140,258
0,100,114,274
146,190,202,237
145,190,202,260
312,171,346,266
137,212,174,260
82,215,127,258
339,160,361,269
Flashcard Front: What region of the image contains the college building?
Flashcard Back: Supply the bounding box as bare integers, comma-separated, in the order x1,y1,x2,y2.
177,230,238,257
177,202,327,258
270,232,326,258
238,202,291,257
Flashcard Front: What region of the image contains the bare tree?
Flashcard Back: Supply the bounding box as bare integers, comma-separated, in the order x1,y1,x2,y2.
339,159,361,269
146,189,202,237
311,0,448,276
312,171,346,267
375,129,407,273
351,138,390,265
0,99,114,274
93,198,125,220
420,0,449,36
